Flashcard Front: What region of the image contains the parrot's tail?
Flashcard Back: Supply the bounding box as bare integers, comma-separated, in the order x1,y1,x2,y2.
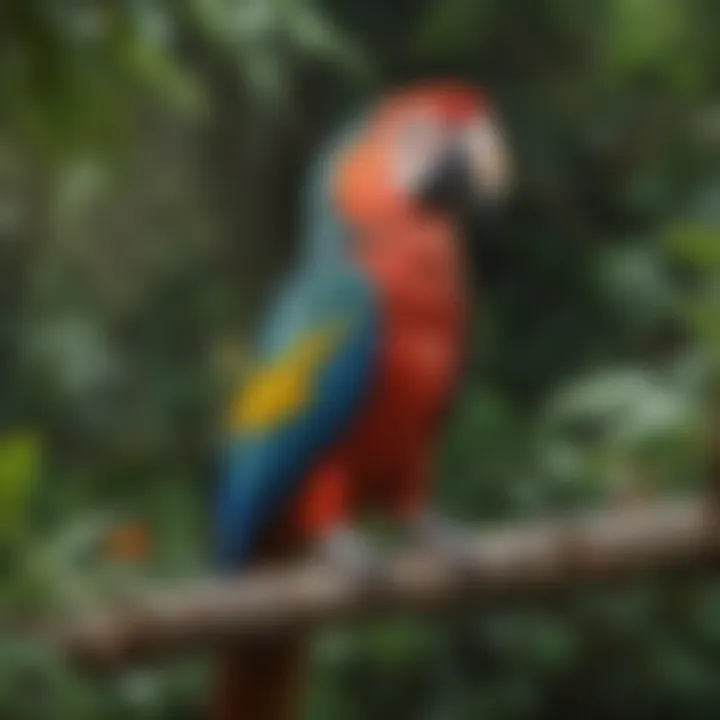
209,635,307,720
208,525,308,720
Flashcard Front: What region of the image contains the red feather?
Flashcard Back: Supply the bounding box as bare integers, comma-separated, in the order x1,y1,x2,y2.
211,81,484,720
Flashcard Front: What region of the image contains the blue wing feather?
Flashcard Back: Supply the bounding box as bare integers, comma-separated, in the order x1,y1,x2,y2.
215,264,378,568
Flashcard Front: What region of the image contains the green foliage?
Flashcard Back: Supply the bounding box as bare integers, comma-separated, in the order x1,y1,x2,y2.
0,639,98,720
0,0,720,717
191,0,371,104
0,432,41,546
411,0,493,60
0,2,201,160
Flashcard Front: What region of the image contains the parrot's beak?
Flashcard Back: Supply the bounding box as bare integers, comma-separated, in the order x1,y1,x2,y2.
418,118,512,217
417,140,475,213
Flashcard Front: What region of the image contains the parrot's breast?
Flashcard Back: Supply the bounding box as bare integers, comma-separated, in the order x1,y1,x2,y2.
347,218,467,493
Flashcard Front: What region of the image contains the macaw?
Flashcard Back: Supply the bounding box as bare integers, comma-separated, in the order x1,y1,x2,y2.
210,81,511,720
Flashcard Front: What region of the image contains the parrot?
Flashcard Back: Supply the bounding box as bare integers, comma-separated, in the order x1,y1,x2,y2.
210,81,511,720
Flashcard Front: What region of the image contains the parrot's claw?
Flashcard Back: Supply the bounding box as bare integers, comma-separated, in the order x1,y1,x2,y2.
408,511,477,571
312,526,385,584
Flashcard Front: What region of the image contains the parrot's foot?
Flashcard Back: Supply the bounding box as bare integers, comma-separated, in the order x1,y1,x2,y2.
407,511,477,570
311,526,384,583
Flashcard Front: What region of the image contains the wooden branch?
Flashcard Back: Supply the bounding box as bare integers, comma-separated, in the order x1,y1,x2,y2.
51,498,720,670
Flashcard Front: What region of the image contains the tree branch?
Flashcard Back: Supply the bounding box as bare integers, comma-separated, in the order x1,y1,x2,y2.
51,498,720,670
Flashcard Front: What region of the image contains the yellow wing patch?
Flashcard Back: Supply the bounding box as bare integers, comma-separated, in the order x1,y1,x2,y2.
226,321,348,433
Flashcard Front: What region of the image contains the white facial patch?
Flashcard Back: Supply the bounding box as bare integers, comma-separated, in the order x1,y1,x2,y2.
394,114,446,194
463,116,512,202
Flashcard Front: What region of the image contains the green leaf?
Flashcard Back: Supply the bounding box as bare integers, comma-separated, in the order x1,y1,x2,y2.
120,36,204,114
410,0,491,59
284,1,369,77
665,221,720,269
606,0,687,75
546,369,696,449
0,432,42,542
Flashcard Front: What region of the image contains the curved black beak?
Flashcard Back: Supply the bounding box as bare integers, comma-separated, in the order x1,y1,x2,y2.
416,140,475,215
416,119,512,221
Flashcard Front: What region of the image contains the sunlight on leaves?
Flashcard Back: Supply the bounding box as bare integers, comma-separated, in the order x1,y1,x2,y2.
665,221,720,269
0,432,41,544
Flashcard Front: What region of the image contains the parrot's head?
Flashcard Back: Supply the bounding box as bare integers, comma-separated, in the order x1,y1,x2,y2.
332,81,512,231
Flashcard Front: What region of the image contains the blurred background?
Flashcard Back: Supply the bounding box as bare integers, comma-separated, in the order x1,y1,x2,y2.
1,0,720,717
